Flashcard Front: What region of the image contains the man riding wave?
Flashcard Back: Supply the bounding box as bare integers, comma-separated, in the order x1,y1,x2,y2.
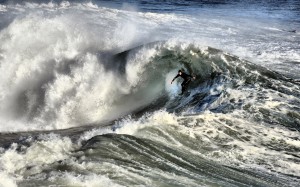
171,70,196,95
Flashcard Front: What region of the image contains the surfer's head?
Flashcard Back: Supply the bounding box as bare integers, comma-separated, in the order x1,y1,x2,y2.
178,70,182,75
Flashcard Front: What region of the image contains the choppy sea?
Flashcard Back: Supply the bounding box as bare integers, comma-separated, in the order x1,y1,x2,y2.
0,0,300,186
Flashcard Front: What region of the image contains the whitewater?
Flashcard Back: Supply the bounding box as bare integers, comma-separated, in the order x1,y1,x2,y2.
0,0,299,186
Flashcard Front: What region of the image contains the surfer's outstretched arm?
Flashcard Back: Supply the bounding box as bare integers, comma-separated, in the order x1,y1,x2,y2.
171,74,179,84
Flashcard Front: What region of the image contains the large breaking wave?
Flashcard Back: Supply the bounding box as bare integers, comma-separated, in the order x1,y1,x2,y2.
0,32,299,132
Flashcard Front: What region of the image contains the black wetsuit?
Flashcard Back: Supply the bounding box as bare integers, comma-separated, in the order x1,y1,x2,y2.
172,72,193,94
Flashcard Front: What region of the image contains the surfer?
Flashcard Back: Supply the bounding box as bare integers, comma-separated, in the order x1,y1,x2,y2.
171,70,196,95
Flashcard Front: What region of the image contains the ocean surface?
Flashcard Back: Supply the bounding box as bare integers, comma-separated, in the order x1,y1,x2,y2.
0,0,300,186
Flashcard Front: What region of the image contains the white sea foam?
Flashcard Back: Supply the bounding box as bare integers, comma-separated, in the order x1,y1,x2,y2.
0,134,74,176
0,171,17,187
56,173,124,187
109,108,300,177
